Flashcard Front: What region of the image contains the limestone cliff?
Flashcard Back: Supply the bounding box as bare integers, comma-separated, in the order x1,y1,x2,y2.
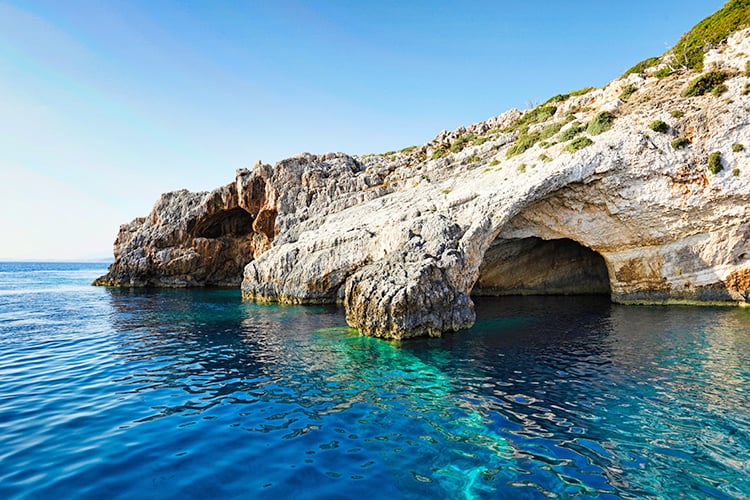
96,20,750,339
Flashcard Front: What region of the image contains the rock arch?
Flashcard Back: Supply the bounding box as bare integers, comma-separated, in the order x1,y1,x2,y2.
472,236,611,297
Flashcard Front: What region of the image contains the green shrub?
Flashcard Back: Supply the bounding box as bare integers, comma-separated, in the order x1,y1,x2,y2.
654,67,673,79
565,137,594,153
539,121,565,140
670,0,750,71
505,120,563,158
471,136,489,146
623,56,661,77
672,137,690,149
620,85,638,101
670,109,685,118
467,155,481,163
683,71,730,97
399,146,417,153
711,83,729,96
450,135,474,153
732,143,744,152
489,159,500,166
744,82,750,95
569,86,596,96
545,88,594,103
538,153,552,162
506,133,539,158
507,105,558,131
517,164,527,173
746,61,750,76
431,148,447,160
559,122,584,141
545,94,570,104
708,151,723,174
649,120,670,133
587,111,616,135
733,168,740,176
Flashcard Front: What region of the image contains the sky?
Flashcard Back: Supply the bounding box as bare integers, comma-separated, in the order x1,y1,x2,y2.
0,0,725,261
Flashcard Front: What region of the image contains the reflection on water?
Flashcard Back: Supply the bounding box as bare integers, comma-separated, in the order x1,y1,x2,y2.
1,268,749,498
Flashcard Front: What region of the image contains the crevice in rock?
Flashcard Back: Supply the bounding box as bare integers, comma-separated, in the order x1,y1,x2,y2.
472,237,611,297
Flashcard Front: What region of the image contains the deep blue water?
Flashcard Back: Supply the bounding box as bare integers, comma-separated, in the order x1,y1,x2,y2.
1,262,749,499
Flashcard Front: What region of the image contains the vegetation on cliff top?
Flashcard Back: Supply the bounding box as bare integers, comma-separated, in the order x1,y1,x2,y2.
395,2,748,165
621,0,749,77
671,0,750,70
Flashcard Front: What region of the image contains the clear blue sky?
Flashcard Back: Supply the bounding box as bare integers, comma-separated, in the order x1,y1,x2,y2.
0,0,724,260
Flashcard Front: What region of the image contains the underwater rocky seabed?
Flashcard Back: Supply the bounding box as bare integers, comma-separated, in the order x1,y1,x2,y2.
2,262,750,498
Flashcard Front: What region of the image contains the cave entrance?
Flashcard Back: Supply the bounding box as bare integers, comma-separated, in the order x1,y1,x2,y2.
192,207,254,239
472,237,611,296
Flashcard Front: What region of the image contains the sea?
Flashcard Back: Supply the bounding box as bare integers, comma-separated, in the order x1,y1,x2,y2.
1,261,749,499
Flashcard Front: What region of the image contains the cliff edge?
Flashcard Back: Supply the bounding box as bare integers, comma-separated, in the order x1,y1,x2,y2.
96,5,750,338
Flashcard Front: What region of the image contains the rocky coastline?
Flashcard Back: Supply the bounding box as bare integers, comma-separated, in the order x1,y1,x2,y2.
96,25,750,339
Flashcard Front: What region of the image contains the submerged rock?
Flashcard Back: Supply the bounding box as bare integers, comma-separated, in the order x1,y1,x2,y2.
96,26,750,338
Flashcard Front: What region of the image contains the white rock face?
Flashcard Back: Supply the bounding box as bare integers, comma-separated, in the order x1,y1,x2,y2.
98,28,750,338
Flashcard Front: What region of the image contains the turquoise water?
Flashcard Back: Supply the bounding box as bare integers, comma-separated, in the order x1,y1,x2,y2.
1,262,749,499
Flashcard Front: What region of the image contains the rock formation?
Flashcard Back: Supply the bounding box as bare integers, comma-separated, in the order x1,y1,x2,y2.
96,21,750,339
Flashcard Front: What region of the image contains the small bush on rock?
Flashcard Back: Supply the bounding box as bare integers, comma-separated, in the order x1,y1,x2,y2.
506,133,540,158
711,83,729,96
623,56,660,77
708,151,723,174
672,137,690,149
649,120,670,133
569,86,596,97
559,122,584,141
565,137,594,153
654,68,673,79
683,71,730,97
431,148,447,160
587,112,616,135
620,85,638,101
732,143,744,152
506,105,558,132
539,121,565,140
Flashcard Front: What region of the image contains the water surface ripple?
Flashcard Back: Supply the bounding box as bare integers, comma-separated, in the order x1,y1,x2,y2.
1,263,749,498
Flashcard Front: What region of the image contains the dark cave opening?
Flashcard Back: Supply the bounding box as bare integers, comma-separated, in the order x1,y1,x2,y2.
192,208,254,239
472,236,611,297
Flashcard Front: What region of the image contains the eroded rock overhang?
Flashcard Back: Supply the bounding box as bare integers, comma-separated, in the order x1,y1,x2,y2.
97,28,750,338
239,137,749,339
